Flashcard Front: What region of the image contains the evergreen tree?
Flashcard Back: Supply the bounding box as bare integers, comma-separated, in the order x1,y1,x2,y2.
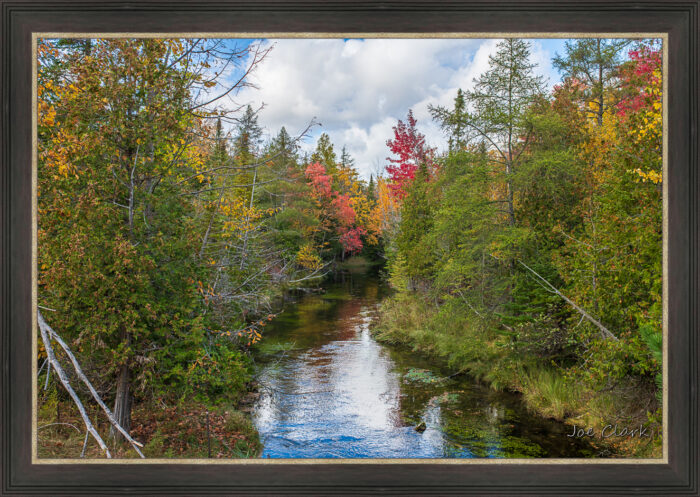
553,38,629,125
311,133,337,174
395,162,435,289
468,38,546,226
340,146,355,168
268,126,298,170
429,88,469,152
431,39,545,227
234,105,263,164
367,174,376,202
213,117,229,165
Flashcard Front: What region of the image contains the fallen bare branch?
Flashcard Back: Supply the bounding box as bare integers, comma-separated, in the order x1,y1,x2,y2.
38,311,112,458
80,430,90,458
38,422,82,433
42,315,145,457
517,259,618,341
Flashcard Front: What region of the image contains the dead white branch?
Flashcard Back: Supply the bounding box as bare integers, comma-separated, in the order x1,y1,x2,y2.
38,311,112,458
38,422,82,433
80,430,90,458
455,290,486,320
287,265,332,284
517,260,618,341
43,358,51,390
38,311,145,458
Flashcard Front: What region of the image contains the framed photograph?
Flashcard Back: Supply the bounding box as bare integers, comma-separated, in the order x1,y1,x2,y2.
2,1,698,495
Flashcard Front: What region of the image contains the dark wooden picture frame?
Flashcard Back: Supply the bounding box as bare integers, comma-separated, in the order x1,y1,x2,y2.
1,1,698,495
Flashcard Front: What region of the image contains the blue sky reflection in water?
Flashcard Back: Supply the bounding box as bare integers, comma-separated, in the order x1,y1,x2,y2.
252,272,598,458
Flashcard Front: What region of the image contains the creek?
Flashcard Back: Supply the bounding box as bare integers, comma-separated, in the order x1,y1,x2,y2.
251,269,597,458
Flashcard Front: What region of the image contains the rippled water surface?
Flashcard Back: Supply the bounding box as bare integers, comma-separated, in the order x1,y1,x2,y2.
252,270,597,458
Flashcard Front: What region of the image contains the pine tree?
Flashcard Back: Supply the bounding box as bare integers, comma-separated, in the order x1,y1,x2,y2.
434,39,545,227
553,38,629,125
311,133,337,174
213,118,228,164
340,146,355,168
269,126,298,169
395,161,435,290
234,105,263,164
367,174,376,201
429,88,469,152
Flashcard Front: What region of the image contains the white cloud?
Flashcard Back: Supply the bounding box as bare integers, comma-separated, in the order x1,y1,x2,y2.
226,38,562,179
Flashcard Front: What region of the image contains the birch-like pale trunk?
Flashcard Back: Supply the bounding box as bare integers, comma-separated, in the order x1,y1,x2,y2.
38,311,145,457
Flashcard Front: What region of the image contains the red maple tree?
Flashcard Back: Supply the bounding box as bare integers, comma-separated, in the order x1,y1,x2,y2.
339,227,366,255
304,162,366,254
305,161,333,198
385,110,434,199
615,44,662,119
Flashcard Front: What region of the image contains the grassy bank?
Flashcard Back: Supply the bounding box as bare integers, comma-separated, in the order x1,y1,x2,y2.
37,392,262,459
374,292,662,458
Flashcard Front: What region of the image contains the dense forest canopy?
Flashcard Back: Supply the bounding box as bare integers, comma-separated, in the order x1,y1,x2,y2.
37,37,662,458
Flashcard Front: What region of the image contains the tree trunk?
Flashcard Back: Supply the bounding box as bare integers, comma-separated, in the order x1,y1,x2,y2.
597,39,604,126
506,175,515,226
239,167,257,270
110,362,131,441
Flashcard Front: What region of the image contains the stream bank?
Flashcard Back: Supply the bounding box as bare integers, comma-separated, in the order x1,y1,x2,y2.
374,291,661,458
250,270,600,458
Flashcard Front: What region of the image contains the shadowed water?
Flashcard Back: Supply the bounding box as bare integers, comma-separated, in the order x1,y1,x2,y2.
252,270,598,459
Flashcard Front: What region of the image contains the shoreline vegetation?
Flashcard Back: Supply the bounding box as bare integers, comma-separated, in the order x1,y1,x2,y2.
36,38,383,459
37,37,662,459
372,297,659,458
372,38,663,458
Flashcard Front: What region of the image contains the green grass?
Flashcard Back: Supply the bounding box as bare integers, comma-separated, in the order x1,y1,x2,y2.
374,292,662,458
517,367,584,420
374,293,502,383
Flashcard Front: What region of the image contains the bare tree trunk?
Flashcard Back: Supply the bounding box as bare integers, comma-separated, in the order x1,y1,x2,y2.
199,179,227,259
118,143,137,442
110,362,131,441
47,319,143,455
506,44,516,227
505,162,515,226
597,39,604,126
110,328,132,442
239,167,257,270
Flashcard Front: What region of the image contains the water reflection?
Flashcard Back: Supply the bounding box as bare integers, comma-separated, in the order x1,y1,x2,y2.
252,272,596,459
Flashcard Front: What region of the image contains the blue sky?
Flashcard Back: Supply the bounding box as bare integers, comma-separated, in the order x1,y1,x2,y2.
213,38,576,179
